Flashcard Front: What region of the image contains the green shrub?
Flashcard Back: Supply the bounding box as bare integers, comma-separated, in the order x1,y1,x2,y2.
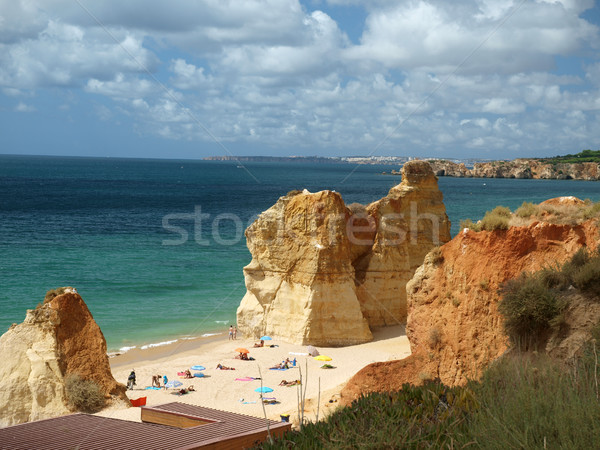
515,201,539,218
44,287,67,303
480,206,511,231
572,254,600,296
499,272,567,350
582,201,600,220
460,218,481,231
65,374,106,413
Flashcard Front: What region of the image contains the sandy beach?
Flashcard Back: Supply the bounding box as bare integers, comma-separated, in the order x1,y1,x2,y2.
98,325,410,427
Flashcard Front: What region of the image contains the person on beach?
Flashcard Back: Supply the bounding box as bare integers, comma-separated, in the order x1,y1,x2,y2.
163,374,168,389
229,325,233,340
254,340,264,348
151,374,161,388
233,326,237,340
184,369,193,379
216,363,235,370
127,370,136,390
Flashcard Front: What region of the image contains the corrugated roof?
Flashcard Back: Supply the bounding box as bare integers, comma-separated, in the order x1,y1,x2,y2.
0,402,290,450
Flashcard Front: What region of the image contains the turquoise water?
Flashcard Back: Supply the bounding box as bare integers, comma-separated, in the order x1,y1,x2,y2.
2,155,600,352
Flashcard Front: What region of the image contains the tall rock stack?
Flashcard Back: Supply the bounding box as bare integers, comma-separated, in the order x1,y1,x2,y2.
355,160,451,325
237,160,451,345
0,288,127,427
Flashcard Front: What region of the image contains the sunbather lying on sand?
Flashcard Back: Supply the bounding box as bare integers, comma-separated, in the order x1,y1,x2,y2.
253,340,264,347
216,363,235,370
278,379,301,386
176,385,195,396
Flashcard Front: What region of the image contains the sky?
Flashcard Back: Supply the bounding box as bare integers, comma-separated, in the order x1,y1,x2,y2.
0,0,599,160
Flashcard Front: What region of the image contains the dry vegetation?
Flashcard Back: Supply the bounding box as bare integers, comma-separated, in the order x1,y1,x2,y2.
460,199,600,232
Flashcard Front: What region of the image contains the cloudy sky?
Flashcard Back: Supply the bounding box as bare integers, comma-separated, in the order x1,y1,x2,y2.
1,0,599,160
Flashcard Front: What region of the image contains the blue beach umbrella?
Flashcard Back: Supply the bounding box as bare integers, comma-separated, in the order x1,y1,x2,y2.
165,380,183,389
255,386,274,393
260,336,272,341
191,365,205,371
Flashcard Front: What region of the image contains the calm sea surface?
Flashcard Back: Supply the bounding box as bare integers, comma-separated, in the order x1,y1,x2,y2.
2,155,600,352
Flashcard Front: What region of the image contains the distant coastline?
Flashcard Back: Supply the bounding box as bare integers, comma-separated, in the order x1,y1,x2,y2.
383,150,600,181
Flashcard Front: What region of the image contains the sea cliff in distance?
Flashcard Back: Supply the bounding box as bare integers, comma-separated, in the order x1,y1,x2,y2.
386,149,600,181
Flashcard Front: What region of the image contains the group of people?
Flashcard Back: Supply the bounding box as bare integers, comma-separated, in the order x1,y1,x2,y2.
270,358,295,370
228,325,238,340
151,374,168,388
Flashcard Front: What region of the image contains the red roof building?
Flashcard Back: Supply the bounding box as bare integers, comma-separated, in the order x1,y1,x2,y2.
0,402,291,449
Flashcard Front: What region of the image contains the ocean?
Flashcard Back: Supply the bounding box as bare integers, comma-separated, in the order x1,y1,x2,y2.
2,154,600,353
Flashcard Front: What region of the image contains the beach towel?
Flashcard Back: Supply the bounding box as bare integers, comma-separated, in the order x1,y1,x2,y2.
235,377,254,381
145,386,161,390
193,372,205,378
269,368,289,371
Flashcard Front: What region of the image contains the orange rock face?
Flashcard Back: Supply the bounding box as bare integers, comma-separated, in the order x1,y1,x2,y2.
341,218,599,404
0,289,127,426
49,292,126,398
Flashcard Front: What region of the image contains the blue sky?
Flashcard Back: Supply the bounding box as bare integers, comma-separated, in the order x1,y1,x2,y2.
0,0,599,160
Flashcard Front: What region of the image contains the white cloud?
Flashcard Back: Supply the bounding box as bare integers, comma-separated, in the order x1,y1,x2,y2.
0,0,598,157
14,102,36,112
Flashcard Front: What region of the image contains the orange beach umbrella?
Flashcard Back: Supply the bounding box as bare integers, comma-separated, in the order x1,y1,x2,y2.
235,348,250,354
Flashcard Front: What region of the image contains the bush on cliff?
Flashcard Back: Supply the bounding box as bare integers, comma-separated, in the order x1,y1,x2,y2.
499,272,567,350
44,287,68,303
65,374,106,413
515,201,539,218
480,206,511,231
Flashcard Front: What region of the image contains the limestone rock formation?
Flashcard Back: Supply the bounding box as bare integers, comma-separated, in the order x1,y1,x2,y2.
237,161,451,346
0,288,128,427
341,210,599,403
425,159,600,180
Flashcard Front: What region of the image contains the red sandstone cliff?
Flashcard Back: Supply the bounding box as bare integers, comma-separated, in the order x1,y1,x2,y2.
341,209,599,404
0,288,128,426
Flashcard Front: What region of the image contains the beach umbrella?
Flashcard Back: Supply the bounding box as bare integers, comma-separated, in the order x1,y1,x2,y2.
307,345,319,357
260,336,272,341
235,348,250,354
255,386,274,393
165,380,183,389
314,355,332,361
191,365,205,371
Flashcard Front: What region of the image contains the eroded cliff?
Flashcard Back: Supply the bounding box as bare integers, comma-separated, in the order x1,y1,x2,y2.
0,288,128,427
341,202,599,403
237,160,451,346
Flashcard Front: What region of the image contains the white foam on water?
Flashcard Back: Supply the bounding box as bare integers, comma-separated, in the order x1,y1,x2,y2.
140,339,178,350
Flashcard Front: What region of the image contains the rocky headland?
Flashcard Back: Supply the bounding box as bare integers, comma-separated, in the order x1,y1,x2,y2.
0,288,128,427
236,160,451,346
341,198,600,403
412,159,600,180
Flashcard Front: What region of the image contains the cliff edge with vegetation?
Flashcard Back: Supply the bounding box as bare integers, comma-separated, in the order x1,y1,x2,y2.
397,150,600,180
341,197,600,402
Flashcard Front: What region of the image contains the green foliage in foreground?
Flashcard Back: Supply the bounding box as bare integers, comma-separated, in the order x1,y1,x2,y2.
258,351,600,449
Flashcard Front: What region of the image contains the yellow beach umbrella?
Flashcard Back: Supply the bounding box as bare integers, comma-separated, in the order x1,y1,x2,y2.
314,355,332,361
